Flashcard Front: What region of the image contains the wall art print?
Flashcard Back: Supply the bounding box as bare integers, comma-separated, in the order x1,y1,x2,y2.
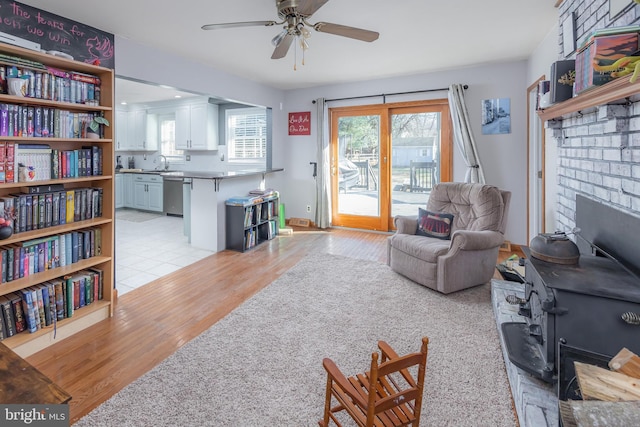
481,98,511,135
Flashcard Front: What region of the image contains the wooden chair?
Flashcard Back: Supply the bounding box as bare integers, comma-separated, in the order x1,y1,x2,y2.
319,337,429,427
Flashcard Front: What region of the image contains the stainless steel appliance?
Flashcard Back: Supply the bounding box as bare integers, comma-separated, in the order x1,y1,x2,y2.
163,177,183,216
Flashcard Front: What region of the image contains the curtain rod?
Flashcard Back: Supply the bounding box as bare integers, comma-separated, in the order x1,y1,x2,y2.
313,84,468,104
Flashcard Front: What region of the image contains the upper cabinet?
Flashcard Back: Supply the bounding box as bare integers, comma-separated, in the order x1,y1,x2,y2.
115,109,128,151
115,109,158,151
176,101,219,150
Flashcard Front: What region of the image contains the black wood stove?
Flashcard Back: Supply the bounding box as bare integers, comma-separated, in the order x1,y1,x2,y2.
501,195,640,399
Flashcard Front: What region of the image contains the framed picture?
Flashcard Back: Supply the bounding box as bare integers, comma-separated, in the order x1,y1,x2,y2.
562,12,576,57
481,98,511,135
610,0,632,20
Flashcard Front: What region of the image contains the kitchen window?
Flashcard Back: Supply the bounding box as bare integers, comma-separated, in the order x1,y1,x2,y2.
226,107,267,162
159,114,184,163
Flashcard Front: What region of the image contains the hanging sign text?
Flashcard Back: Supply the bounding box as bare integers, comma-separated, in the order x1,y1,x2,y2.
288,111,311,135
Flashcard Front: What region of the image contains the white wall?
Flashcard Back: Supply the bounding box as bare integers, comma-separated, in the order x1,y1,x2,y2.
284,61,530,245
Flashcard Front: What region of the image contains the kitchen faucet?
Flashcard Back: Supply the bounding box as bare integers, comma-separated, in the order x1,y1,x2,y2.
156,155,169,171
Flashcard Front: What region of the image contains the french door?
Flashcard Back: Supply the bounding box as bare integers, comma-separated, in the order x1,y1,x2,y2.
330,100,452,231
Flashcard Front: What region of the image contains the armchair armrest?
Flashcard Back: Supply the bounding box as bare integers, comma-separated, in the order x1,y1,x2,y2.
393,216,418,235
449,230,505,251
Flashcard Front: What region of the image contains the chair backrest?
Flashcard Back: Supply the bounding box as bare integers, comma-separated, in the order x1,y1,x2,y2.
367,337,429,424
426,182,508,234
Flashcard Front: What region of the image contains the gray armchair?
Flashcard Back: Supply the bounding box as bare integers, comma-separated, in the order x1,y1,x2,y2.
387,182,511,294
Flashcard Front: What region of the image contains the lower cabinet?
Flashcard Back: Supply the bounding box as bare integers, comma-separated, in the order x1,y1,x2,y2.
123,174,134,207
132,174,163,212
226,195,279,252
115,174,124,208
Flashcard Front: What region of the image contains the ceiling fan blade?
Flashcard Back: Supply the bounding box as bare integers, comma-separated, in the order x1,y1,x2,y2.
313,22,379,42
271,34,294,59
297,0,330,16
201,21,277,30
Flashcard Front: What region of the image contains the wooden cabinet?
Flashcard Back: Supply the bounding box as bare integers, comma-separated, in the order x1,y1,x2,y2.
0,43,114,358
226,195,279,252
175,102,218,150
115,174,123,208
132,174,163,212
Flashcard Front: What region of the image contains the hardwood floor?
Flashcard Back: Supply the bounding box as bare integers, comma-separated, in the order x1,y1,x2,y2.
25,227,521,424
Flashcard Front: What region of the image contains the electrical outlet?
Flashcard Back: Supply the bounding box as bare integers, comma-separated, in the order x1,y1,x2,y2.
186,155,191,161
306,205,311,212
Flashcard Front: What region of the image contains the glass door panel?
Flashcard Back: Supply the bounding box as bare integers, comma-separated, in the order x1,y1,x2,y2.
390,110,442,218
330,100,451,232
331,110,387,230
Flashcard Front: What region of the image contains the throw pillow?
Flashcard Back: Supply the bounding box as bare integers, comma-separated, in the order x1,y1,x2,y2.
417,208,454,240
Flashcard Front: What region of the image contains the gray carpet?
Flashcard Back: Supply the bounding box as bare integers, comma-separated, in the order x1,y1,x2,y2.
75,253,515,426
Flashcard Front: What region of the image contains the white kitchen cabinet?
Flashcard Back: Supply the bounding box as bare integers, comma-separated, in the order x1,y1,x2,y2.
125,110,158,151
123,173,134,207
115,174,124,208
175,102,218,150
115,109,128,151
132,174,163,212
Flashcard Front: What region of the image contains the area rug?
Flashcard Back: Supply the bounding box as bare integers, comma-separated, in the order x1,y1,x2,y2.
115,208,164,223
75,253,515,426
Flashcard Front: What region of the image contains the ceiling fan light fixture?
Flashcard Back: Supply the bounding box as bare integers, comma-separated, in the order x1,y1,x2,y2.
271,28,288,46
299,36,309,51
300,25,311,39
202,0,379,65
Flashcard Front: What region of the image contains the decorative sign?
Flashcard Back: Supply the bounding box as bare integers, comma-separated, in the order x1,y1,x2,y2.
288,111,311,135
0,1,115,68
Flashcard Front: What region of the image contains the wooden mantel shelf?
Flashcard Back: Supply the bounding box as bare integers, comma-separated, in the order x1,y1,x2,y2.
538,77,640,121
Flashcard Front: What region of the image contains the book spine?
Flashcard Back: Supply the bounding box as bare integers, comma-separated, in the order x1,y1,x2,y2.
0,298,15,337
20,289,37,333
10,294,26,333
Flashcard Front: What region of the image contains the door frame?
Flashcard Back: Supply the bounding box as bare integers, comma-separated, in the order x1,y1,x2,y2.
527,76,546,242
329,99,452,231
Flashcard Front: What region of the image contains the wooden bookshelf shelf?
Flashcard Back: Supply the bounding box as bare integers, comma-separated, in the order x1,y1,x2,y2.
538,76,640,121
0,42,114,357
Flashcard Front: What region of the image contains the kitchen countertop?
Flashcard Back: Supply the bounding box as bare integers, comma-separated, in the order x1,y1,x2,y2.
116,168,284,179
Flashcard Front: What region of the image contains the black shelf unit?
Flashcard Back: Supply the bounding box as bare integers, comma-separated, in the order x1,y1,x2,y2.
226,195,279,252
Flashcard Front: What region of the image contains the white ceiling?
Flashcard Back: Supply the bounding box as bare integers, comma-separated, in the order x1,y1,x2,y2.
19,0,558,95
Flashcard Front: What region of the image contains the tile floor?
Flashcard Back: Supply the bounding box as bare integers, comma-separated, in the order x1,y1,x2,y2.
115,209,215,295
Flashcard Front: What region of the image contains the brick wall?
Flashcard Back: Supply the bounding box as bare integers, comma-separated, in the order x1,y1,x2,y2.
552,0,640,231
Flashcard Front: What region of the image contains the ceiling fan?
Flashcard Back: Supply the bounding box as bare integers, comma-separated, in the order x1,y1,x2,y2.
201,0,379,60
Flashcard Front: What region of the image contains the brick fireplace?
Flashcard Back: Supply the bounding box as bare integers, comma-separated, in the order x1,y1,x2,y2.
554,0,640,225
491,2,640,426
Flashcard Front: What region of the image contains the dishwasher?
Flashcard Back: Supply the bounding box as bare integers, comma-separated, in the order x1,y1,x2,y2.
163,177,184,216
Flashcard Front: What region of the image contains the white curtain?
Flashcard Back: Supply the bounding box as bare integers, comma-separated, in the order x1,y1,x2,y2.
448,84,485,183
315,98,331,228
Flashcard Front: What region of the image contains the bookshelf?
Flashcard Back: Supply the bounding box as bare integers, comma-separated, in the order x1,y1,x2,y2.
0,43,114,358
226,195,279,252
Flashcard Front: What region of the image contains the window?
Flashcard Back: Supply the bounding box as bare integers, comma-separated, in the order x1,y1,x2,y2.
159,114,183,162
226,107,267,161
